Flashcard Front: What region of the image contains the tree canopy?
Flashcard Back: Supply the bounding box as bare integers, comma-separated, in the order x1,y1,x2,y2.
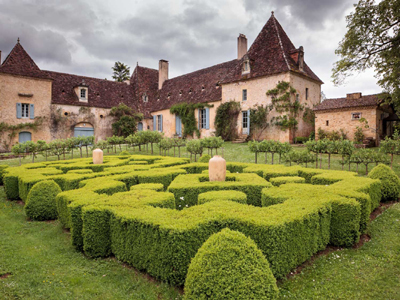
112,61,131,82
332,0,400,109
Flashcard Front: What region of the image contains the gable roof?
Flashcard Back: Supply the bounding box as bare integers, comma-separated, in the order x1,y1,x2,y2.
43,70,135,109
0,41,51,80
222,13,323,84
313,94,383,112
133,60,238,117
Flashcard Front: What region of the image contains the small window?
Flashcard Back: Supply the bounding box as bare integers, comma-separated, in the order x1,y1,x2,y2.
157,115,162,131
305,88,309,100
243,61,250,73
326,120,329,126
200,109,207,129
242,89,247,101
296,94,299,102
80,89,86,99
21,103,29,118
142,94,148,102
352,112,362,120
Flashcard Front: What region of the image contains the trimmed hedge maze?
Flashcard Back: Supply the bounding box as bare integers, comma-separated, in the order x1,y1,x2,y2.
1,155,383,287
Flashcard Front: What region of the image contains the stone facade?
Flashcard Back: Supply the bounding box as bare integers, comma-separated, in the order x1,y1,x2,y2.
0,73,52,150
315,107,383,142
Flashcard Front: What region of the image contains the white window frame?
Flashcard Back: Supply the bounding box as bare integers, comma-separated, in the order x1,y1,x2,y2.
242,89,247,101
21,103,29,118
79,87,88,102
200,109,207,129
142,94,148,102
351,112,362,120
305,88,309,100
157,115,162,131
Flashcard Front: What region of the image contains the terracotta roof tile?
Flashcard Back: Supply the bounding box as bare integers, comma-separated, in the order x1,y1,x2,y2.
0,42,51,80
43,70,135,109
313,94,383,111
222,14,323,84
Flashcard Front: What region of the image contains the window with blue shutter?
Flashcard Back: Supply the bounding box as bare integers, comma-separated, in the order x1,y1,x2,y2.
198,109,201,129
16,103,22,119
160,115,163,132
205,108,210,129
153,115,156,131
30,104,35,119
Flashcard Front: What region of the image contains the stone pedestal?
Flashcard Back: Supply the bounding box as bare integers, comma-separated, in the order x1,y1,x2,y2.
209,155,226,182
93,148,103,165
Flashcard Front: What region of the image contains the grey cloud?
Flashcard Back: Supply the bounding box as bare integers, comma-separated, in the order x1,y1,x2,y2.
0,18,71,65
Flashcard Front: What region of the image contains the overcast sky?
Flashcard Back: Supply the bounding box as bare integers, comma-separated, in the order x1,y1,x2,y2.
0,0,382,98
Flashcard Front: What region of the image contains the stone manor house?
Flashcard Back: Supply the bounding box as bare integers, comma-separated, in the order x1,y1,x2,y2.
0,13,323,150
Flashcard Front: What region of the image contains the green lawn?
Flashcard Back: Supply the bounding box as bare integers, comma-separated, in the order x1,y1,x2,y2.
1,142,400,299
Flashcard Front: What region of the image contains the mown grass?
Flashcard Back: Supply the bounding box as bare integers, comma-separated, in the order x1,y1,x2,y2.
278,203,400,299
1,142,400,299
0,187,182,300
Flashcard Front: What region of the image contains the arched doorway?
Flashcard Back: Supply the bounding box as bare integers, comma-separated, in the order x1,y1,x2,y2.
74,123,94,137
138,122,143,131
19,131,32,143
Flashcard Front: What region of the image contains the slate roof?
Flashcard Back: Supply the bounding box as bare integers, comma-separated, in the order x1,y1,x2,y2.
313,94,382,112
0,42,51,80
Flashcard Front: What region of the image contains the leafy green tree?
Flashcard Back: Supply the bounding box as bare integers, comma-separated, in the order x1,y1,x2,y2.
186,140,204,162
37,140,49,161
110,104,143,137
332,0,400,108
49,139,67,160
11,143,25,165
380,130,400,168
250,105,270,141
248,141,260,164
24,141,38,163
112,61,130,82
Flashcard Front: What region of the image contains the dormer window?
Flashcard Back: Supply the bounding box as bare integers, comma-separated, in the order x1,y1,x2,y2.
189,88,192,94
79,87,88,102
142,93,148,102
80,89,86,99
76,80,88,102
242,55,250,75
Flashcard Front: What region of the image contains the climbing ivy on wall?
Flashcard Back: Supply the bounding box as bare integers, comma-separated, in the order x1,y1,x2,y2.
266,81,304,134
0,117,44,151
214,101,241,141
170,103,212,138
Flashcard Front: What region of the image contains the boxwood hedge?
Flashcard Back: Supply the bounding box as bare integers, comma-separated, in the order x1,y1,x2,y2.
0,154,387,288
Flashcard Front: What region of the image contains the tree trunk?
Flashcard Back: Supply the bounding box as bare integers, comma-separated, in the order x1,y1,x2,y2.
341,156,344,170
151,143,154,155
80,148,83,158
63,151,66,160
316,154,318,168
328,153,331,169
255,152,258,164
265,152,268,164
174,147,176,157
71,149,74,159
32,154,34,163
319,153,322,169
86,146,89,157
19,156,21,166
366,164,369,176
356,164,359,173
195,154,197,162
271,153,274,165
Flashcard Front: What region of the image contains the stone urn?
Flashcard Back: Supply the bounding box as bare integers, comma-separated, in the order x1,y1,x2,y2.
93,148,103,165
209,155,226,182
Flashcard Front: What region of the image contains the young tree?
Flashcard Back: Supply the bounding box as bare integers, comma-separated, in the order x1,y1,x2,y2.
110,104,143,137
332,0,400,108
112,61,130,82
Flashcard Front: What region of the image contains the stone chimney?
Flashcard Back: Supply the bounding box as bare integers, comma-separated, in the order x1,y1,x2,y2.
346,92,362,100
158,59,169,90
290,46,304,72
237,34,247,60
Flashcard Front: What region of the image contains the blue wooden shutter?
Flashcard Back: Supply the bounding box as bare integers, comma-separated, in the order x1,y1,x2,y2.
16,103,22,119
160,115,163,132
30,104,35,119
153,115,156,131
205,108,210,129
247,109,251,133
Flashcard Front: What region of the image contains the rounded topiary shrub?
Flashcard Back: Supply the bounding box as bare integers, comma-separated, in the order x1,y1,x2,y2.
198,190,247,205
184,228,279,300
198,154,211,163
25,180,62,221
368,164,400,201
119,151,131,156
269,176,306,187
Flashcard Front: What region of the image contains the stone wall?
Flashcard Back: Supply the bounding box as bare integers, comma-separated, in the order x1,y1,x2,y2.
314,107,383,142
0,73,52,151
